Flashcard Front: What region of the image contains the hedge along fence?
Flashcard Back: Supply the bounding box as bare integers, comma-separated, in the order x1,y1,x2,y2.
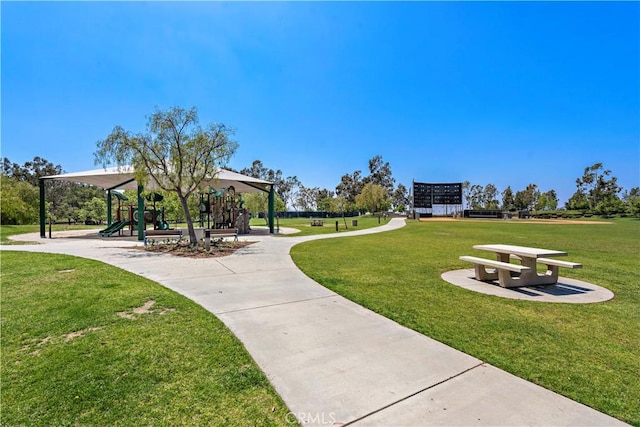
266,211,361,219
530,210,637,219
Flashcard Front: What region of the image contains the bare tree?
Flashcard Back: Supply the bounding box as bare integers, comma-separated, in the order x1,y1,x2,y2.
95,106,238,244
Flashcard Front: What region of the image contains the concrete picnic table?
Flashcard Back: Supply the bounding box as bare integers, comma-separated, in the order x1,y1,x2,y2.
460,244,582,288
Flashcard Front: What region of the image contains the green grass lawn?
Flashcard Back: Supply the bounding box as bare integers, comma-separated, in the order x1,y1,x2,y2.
3,216,389,244
0,224,99,245
250,215,393,237
1,251,289,426
290,218,640,426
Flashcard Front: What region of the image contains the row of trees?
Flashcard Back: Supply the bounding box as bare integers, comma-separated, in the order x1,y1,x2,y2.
1,157,108,225
4,155,639,228
239,158,640,219
464,183,558,212
566,163,639,215
464,163,639,217
235,155,410,219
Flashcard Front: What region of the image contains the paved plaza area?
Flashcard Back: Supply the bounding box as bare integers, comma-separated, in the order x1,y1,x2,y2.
3,220,626,426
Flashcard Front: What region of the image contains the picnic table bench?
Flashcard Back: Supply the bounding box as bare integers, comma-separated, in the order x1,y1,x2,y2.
460,244,582,288
310,219,324,227
144,229,183,246
144,228,238,246
206,228,239,242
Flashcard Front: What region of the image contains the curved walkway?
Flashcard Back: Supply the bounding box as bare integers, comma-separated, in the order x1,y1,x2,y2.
3,220,625,426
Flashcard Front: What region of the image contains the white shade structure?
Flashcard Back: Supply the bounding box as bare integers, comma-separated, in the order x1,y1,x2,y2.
41,166,272,193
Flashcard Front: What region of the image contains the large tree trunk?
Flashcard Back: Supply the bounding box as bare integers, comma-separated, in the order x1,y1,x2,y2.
178,191,198,245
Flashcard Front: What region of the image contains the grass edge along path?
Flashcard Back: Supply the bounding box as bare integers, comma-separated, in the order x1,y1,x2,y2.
251,215,392,237
1,251,290,426
2,216,390,244
0,224,100,245
290,219,640,426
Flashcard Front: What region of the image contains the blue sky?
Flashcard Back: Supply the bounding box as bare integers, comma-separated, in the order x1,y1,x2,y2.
2,1,638,205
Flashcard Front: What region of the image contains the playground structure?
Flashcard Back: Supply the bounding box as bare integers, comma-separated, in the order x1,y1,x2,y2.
199,186,250,234
39,166,275,241
100,187,250,238
99,192,169,237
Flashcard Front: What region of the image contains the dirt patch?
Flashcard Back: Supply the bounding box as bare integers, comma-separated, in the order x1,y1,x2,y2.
132,300,155,314
64,327,103,342
519,218,612,225
117,300,175,320
21,336,53,354
22,327,104,355
138,240,255,258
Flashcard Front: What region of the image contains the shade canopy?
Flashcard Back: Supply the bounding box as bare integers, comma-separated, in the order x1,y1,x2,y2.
41,166,272,193
39,165,276,239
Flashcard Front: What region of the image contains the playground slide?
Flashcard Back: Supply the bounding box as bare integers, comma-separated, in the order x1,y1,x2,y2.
105,220,130,237
98,221,120,236
98,220,123,236
99,221,129,237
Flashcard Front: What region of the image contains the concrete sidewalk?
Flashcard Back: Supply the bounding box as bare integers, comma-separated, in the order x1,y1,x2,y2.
3,220,626,426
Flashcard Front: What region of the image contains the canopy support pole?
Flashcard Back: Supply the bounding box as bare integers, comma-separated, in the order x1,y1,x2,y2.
39,179,46,238
106,190,112,226
268,185,275,234
137,185,145,241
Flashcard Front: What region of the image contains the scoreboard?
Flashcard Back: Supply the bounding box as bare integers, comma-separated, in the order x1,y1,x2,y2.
413,182,462,208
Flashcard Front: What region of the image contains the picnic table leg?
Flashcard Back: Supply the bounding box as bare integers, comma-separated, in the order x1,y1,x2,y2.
538,261,560,283
496,253,509,263
475,264,499,281
497,269,522,288
487,254,558,287
511,256,558,286
488,253,524,287
495,253,522,278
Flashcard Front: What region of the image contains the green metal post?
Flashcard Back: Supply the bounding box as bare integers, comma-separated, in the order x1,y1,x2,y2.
106,190,112,226
39,179,46,238
268,185,275,234
137,185,145,241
